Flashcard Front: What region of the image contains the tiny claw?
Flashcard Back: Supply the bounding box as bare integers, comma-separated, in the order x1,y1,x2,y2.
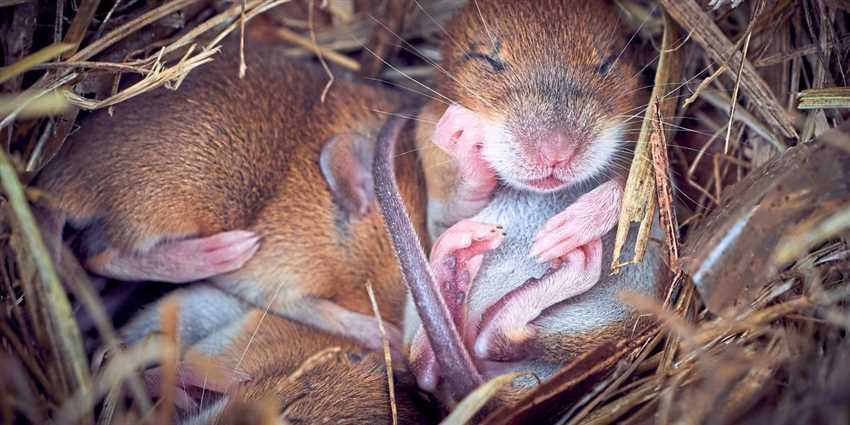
550,257,564,270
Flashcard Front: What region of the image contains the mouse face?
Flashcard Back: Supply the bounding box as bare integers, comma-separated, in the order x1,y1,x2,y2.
437,0,643,192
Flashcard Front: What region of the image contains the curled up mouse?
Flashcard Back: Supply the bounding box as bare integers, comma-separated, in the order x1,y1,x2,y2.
35,36,431,423
34,37,427,356
372,0,669,403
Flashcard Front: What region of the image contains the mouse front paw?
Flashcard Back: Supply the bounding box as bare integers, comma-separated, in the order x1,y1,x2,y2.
410,220,505,390
529,179,622,264
432,104,498,195
430,220,506,322
474,240,603,361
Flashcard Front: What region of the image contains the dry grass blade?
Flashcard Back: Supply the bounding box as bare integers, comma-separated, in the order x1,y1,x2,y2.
698,89,784,150
358,0,410,77
366,281,398,425
724,30,752,154
771,202,850,265
157,299,180,425
612,12,683,269
441,373,520,425
58,244,152,413
650,103,680,265
0,0,31,6
0,149,90,397
64,46,217,110
797,87,850,109
274,26,360,71
0,92,69,119
658,0,797,139
0,43,73,84
563,329,663,425
480,326,659,425
52,337,172,425
0,73,76,129
61,0,101,57
151,0,290,61
68,0,206,64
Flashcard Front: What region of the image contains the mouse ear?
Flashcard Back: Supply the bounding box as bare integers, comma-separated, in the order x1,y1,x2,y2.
319,133,375,220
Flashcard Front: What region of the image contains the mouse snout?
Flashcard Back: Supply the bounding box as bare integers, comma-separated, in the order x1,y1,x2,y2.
502,126,591,192
536,132,577,168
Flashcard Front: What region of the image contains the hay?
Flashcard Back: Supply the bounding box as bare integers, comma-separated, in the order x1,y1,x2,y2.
1,0,849,424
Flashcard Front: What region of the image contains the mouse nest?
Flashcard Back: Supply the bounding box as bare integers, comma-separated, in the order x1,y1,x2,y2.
1,0,849,424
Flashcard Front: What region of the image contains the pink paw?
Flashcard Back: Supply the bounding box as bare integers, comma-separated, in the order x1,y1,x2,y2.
474,239,603,361
433,104,498,199
430,219,506,321
96,230,262,283
409,220,505,390
529,179,623,264
153,230,261,283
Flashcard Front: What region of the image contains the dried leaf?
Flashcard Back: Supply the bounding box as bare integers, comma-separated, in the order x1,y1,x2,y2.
680,126,850,313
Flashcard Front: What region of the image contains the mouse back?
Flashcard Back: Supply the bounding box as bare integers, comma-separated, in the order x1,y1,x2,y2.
36,44,407,253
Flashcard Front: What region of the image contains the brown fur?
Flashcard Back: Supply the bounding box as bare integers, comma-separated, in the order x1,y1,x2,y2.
36,39,427,327
56,36,432,422
416,0,643,208
188,313,426,424
219,342,424,425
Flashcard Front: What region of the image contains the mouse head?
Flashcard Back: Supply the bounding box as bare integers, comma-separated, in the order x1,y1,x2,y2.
434,0,644,192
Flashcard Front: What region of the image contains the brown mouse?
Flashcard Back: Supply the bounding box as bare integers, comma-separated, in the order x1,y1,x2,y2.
35,37,428,352
371,0,668,402
120,284,427,425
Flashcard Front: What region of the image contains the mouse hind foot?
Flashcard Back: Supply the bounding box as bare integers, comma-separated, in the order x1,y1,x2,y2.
87,230,261,283
474,239,603,362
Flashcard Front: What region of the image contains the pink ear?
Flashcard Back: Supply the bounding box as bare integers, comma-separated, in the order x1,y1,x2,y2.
319,133,375,220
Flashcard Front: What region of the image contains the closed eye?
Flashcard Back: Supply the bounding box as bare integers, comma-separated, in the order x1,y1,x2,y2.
596,54,618,75
463,39,506,73
464,51,506,72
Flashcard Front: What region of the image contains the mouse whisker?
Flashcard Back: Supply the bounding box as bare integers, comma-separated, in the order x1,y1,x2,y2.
367,15,497,110
234,281,284,378
357,41,458,106
371,109,439,126
411,0,469,59
618,138,711,155
472,0,499,53
656,61,721,102
366,77,452,106
605,3,657,78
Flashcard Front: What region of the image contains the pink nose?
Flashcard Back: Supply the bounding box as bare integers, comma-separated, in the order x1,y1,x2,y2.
538,138,576,166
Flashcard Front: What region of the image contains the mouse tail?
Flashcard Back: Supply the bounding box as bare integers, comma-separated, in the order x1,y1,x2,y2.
372,110,483,400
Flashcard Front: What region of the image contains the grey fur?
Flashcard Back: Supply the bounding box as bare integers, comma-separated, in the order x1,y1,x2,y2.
407,182,664,378
121,284,251,353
